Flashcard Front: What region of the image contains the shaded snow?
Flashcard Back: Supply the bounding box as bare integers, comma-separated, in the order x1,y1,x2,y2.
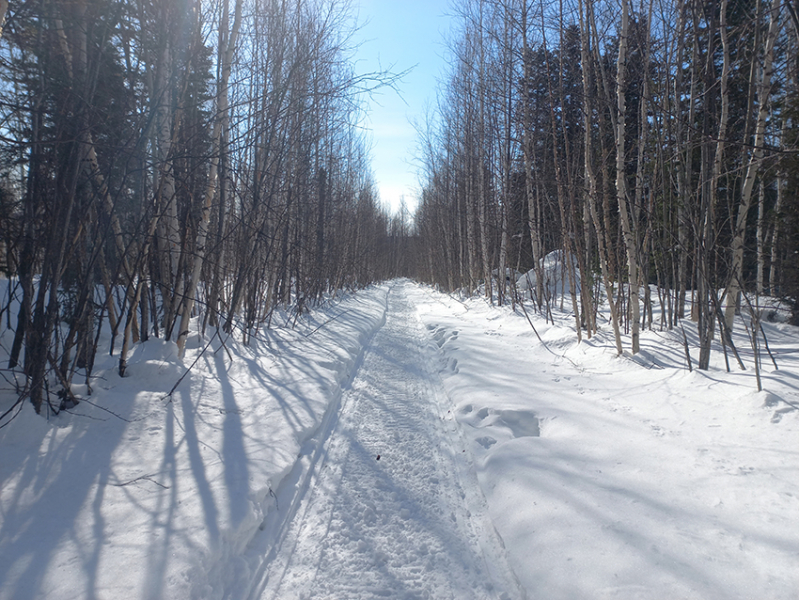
251,285,520,600
1,277,798,600
0,286,389,600
409,282,799,600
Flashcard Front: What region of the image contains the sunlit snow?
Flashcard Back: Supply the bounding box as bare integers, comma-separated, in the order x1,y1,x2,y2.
1,277,797,600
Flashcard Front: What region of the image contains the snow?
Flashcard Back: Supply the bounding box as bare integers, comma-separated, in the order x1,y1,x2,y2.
1,277,798,599
515,249,581,297
0,287,388,600
251,286,521,599
408,283,799,600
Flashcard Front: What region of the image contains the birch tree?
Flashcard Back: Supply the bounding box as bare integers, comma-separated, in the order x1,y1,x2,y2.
724,0,783,331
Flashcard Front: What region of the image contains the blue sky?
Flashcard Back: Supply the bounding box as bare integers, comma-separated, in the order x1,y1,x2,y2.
353,0,452,214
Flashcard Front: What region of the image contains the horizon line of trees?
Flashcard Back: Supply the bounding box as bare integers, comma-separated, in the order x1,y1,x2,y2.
412,0,799,369
0,0,406,414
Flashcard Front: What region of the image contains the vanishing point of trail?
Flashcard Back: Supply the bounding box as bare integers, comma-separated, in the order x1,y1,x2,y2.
256,283,522,600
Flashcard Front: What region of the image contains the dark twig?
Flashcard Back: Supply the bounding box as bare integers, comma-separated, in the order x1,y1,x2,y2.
680,326,693,373
111,474,170,489
163,334,218,400
0,397,25,429
303,310,352,338
79,398,131,422
759,322,778,370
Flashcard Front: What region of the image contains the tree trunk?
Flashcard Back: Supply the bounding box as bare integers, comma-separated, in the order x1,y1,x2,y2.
724,0,782,331
580,0,622,354
177,0,242,357
0,0,8,40
614,0,640,353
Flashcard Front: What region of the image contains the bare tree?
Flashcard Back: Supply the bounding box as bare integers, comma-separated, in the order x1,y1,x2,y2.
724,0,783,331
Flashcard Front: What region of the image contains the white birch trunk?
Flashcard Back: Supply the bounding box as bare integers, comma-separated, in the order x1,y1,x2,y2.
0,0,9,40
724,0,782,330
757,177,765,295
614,0,641,353
177,0,243,356
580,0,623,354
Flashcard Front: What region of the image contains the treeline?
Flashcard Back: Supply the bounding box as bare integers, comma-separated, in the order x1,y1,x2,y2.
0,0,399,413
413,0,799,367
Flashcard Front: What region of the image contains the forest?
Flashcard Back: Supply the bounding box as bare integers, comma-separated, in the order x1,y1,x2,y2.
413,0,799,367
0,0,798,415
0,0,405,414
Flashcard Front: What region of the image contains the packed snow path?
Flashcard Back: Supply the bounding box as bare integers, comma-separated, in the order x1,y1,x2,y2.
251,285,522,600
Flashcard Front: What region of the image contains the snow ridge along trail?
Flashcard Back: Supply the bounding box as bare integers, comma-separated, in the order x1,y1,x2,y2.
252,282,523,600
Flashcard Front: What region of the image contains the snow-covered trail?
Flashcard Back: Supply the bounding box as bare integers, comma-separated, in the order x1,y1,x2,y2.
252,283,522,600
2,276,796,600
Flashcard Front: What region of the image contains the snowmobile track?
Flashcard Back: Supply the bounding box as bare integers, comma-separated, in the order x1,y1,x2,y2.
247,283,523,600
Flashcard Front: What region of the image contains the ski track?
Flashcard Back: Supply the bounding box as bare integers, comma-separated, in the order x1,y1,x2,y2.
254,284,521,600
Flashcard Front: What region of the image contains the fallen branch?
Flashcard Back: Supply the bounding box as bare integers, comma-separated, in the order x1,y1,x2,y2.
79,398,131,422
163,334,218,400
111,474,170,489
0,396,24,429
303,310,352,338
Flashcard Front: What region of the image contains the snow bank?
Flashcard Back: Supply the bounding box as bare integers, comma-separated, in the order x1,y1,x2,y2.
0,284,388,600
515,249,581,298
409,282,799,600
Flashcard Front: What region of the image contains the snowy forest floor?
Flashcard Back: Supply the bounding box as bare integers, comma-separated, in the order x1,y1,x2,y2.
1,279,798,600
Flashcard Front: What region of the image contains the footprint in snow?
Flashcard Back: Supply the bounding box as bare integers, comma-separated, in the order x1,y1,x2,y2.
476,436,497,449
